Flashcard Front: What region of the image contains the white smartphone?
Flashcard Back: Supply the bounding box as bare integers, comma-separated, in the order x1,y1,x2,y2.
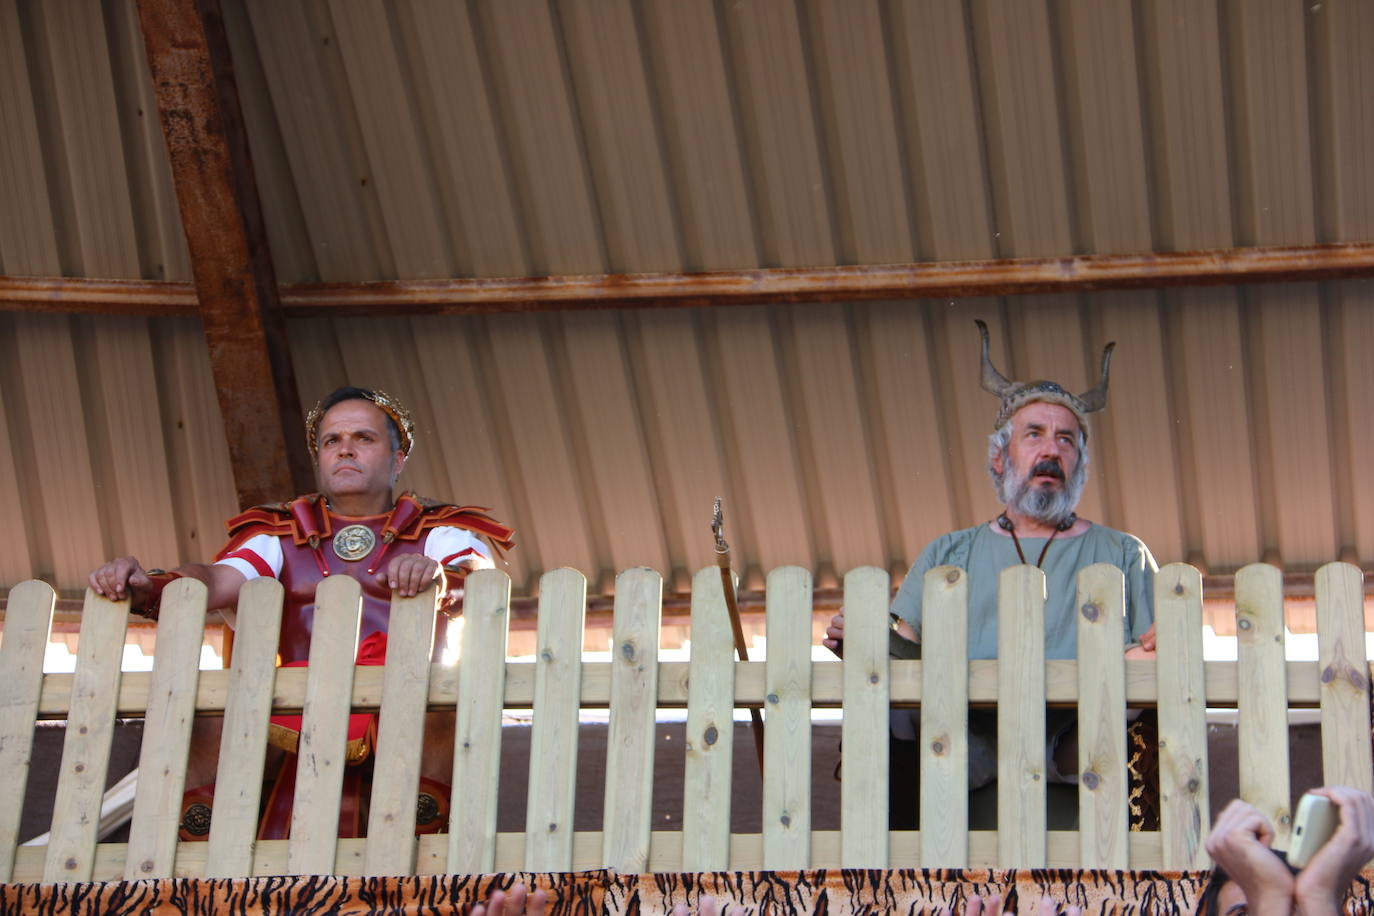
1288,793,1340,868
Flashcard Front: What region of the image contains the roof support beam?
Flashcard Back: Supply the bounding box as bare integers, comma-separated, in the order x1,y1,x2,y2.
4,241,1374,317
135,0,311,507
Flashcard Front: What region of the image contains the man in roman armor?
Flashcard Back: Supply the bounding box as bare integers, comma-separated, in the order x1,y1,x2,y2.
90,385,514,839
822,321,1157,827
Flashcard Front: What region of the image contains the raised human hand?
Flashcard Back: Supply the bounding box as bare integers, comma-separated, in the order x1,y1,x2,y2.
1293,786,1374,916
1204,799,1294,916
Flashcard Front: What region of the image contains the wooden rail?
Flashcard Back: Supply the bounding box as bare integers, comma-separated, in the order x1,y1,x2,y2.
0,561,1369,883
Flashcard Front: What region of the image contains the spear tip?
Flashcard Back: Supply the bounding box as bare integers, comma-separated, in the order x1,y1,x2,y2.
711,498,729,554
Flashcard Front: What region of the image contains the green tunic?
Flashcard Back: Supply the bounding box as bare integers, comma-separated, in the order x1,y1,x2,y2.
890,521,1157,659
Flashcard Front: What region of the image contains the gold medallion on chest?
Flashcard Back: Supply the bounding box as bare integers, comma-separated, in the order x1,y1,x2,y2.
332,524,376,561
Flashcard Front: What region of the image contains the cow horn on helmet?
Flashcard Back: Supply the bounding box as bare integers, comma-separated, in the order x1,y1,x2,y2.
975,320,1115,438
976,319,1014,398
1077,341,1116,413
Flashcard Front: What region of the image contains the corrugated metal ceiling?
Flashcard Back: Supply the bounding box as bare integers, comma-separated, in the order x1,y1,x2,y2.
2,0,1374,604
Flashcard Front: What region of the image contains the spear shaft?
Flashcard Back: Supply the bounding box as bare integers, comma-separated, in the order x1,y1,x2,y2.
712,499,765,774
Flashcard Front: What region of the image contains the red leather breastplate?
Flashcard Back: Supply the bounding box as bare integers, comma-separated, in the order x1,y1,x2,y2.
275,512,447,664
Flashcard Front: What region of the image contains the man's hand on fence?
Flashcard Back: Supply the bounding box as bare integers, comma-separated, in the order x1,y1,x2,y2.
822,610,845,655
381,553,440,598
470,883,547,916
89,555,151,604
1293,786,1374,916
1125,623,1158,659
1205,799,1294,916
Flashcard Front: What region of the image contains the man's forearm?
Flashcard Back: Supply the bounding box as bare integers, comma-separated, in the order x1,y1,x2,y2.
889,629,922,659
158,562,247,614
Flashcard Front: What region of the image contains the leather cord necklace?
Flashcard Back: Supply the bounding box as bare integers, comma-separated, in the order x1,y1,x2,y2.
997,512,1077,568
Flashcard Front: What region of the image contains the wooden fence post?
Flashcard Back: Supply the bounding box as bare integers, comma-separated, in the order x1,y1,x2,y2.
920,566,969,867
602,568,663,872
448,569,512,873
762,566,813,870
0,580,54,882
1156,563,1210,869
524,568,587,872
998,565,1047,866
43,590,128,883
1314,562,1373,792
682,566,736,870
286,575,362,875
840,566,889,867
1076,564,1128,868
124,579,206,879
364,583,440,876
205,577,283,877
1235,563,1291,844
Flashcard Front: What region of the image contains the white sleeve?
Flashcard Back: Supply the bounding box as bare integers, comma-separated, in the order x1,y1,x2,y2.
424,526,493,571
215,533,284,581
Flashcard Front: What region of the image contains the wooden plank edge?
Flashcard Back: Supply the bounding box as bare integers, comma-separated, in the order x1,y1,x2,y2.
6,829,1169,881
30,659,1336,717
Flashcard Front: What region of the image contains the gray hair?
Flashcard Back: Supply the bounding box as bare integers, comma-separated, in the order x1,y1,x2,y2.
987,420,1090,525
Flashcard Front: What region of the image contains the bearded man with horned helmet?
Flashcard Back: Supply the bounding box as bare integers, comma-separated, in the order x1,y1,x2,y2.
823,321,1158,826
89,386,514,839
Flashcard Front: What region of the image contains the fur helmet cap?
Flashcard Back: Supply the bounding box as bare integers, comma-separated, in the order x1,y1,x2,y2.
976,319,1114,437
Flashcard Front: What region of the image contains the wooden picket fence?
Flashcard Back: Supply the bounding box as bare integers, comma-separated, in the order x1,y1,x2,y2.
0,561,1370,884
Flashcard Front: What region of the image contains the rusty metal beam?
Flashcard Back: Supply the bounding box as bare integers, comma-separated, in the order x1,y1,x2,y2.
0,277,197,315
4,241,1374,317
282,242,1374,313
135,0,311,507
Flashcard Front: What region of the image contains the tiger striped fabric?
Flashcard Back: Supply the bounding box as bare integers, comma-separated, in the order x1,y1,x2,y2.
0,867,1336,915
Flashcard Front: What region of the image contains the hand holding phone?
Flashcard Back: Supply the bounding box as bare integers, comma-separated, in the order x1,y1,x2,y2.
1288,793,1339,868
1291,787,1374,916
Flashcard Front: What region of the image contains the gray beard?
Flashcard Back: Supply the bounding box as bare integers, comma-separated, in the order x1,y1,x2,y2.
999,471,1085,527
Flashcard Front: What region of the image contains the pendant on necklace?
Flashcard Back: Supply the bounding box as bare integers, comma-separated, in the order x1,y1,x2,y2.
332,524,377,561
